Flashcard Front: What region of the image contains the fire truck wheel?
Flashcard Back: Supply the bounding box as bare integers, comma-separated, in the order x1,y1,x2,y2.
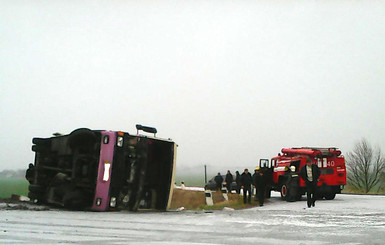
280,184,289,201
324,192,336,200
265,189,271,198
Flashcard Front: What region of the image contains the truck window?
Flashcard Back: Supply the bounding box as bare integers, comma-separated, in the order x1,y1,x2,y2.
317,158,322,168
290,160,300,172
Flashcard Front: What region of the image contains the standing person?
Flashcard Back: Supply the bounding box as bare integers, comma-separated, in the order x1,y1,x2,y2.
235,171,241,194
25,163,35,184
214,172,224,190
252,168,258,201
240,169,252,204
225,170,233,193
253,167,266,206
299,158,321,208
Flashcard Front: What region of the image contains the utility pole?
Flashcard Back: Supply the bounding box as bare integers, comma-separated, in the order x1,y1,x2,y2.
204,164,207,184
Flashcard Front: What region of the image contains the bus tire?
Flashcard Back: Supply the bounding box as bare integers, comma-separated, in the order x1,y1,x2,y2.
68,128,97,149
28,184,45,194
32,137,50,146
28,191,44,203
31,145,49,152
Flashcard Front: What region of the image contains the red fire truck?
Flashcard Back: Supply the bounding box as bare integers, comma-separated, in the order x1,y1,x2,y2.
260,147,346,201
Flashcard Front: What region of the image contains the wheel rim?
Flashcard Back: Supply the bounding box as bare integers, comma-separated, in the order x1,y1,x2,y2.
281,185,287,197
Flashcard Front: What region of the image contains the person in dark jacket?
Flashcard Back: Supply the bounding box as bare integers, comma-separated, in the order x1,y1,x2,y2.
214,172,224,190
25,163,35,184
240,169,252,204
299,158,321,208
252,168,259,201
235,171,241,194
225,170,233,193
252,167,266,206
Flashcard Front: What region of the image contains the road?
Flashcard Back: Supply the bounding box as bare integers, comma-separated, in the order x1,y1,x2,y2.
1,193,385,244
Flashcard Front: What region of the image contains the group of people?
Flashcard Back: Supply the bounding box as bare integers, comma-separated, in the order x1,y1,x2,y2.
238,168,268,206
213,158,321,208
213,171,231,191
214,168,268,206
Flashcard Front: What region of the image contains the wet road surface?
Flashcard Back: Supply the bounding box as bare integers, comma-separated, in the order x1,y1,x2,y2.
1,193,385,244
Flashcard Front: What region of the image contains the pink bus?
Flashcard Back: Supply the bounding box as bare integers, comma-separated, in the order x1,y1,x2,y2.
26,125,177,211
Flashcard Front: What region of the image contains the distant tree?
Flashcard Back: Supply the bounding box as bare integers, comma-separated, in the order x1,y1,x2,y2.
346,139,385,193
380,171,385,192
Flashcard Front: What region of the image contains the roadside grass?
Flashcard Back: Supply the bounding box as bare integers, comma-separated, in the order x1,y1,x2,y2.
342,185,385,195
0,178,29,198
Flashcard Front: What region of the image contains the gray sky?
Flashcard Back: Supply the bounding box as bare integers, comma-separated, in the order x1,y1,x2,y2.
1,0,385,175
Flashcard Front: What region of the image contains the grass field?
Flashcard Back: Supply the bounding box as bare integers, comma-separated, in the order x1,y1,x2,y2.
342,184,385,195
174,174,205,187
0,178,29,198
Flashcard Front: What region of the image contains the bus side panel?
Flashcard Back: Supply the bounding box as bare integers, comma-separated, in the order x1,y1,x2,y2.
166,143,177,210
91,131,116,211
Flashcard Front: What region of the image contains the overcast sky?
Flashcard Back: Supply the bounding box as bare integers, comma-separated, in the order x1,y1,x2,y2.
1,0,385,175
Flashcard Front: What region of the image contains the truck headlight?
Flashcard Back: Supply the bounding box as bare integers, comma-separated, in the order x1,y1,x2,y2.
110,197,116,207
117,136,123,147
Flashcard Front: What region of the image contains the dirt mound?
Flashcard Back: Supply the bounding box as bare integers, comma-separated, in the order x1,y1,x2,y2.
170,189,263,210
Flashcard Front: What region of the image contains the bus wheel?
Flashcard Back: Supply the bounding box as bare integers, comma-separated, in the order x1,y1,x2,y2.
31,145,49,153
28,191,44,203
280,184,289,201
68,128,97,149
28,184,45,194
324,192,336,200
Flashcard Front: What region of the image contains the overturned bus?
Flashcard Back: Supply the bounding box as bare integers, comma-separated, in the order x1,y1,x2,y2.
25,125,177,211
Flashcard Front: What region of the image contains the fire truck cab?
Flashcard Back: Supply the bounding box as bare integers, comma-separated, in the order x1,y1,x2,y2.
261,147,346,201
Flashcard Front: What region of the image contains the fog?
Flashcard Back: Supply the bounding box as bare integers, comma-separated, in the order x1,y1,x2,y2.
1,0,385,175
